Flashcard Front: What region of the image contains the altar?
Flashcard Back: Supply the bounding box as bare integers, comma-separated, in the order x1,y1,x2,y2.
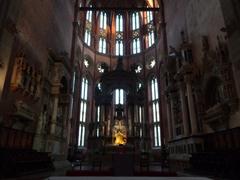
87,57,149,156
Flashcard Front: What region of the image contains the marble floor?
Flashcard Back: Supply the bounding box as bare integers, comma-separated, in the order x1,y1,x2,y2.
5,162,219,180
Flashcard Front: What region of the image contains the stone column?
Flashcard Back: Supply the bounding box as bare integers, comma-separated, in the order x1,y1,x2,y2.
101,105,105,122
63,104,69,138
33,111,45,151
36,112,44,134
100,105,105,136
135,105,139,136
107,105,112,137
67,94,73,145
50,94,59,135
134,105,138,123
128,105,132,136
185,75,198,135
141,107,145,137
166,96,173,141
107,118,111,136
178,82,189,136
218,0,240,100
169,94,176,139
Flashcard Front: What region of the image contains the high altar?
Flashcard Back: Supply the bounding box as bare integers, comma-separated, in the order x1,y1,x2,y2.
87,57,149,152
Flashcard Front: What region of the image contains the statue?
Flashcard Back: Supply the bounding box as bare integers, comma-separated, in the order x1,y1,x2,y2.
112,120,127,145
114,130,127,145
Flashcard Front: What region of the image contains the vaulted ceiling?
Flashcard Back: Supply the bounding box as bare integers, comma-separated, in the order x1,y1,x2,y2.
88,0,159,8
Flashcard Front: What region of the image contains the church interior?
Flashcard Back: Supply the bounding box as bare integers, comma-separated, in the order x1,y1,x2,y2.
0,0,240,179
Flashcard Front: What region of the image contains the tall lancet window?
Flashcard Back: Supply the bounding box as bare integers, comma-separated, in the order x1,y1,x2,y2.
98,37,106,53
84,8,92,46
116,14,124,56
146,10,155,48
131,12,140,30
146,11,153,23
78,77,89,147
99,12,107,29
150,77,161,147
116,14,123,32
86,9,92,22
114,89,125,105
84,30,91,46
116,41,123,56
131,12,141,54
98,12,107,53
96,105,101,137
132,38,141,54
147,31,155,47
137,106,144,137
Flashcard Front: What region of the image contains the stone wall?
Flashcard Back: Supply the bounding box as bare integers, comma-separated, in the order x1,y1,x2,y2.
163,0,240,133
162,0,240,168
165,0,226,66
0,0,74,157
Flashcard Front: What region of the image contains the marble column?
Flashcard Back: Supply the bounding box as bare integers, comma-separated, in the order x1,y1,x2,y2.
178,82,189,136
185,75,198,135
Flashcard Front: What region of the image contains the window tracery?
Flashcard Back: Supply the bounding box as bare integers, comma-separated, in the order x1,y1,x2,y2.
150,77,161,147
78,77,89,147
116,14,124,56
